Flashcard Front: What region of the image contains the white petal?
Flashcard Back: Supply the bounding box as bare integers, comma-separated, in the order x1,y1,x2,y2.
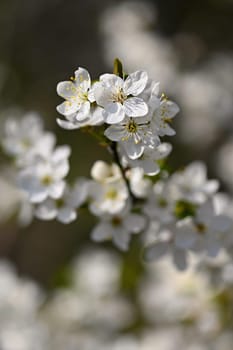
172,248,187,271
140,159,160,176
205,238,221,257
52,146,71,163
48,181,65,199
94,83,113,107
154,143,172,159
35,133,56,158
57,207,77,224
210,215,232,232
124,97,148,117
89,107,104,125
103,102,125,124
151,81,160,96
143,241,168,262
123,213,145,233
35,199,57,220
197,200,214,224
158,124,176,137
104,125,126,141
99,73,123,88
74,67,91,91
204,180,219,194
88,88,95,103
175,218,196,249
56,81,77,99
164,100,180,118
56,118,81,130
123,71,148,96
56,101,79,117
123,138,144,160
19,174,48,203
75,101,90,121
112,228,131,251
30,189,48,203
91,222,113,241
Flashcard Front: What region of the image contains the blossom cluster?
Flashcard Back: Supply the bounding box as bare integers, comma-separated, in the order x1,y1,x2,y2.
1,61,233,271
1,248,233,350
56,64,178,174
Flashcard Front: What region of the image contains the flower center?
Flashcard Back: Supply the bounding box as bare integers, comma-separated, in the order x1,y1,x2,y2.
174,200,196,219
77,90,88,102
114,88,127,104
158,197,167,208
105,188,118,200
111,216,122,227
195,222,206,234
41,175,53,186
56,198,65,208
125,120,138,134
21,138,31,149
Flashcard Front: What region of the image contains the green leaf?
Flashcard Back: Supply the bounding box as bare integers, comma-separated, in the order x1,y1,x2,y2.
113,58,123,78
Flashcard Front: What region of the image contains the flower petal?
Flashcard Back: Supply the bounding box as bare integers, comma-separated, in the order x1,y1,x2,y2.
94,83,113,107
91,222,114,241
99,73,123,88
172,248,187,271
75,101,90,121
57,207,77,224
143,241,168,262
56,101,80,117
124,97,148,117
56,118,81,130
56,81,77,99
74,67,91,91
48,181,65,199
123,138,144,160
103,102,125,124
154,143,172,159
123,214,145,233
112,228,131,251
123,71,148,96
35,199,57,220
210,215,232,232
104,125,126,142
140,159,160,176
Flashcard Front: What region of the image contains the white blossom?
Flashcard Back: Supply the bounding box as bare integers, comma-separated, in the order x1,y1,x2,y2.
35,187,77,224
127,167,152,198
1,112,55,167
94,71,148,124
91,207,145,251
105,115,160,160
167,162,219,204
121,142,172,175
57,105,104,130
151,96,179,136
56,67,95,121
89,180,128,216
18,146,70,203
144,226,189,270
91,161,121,183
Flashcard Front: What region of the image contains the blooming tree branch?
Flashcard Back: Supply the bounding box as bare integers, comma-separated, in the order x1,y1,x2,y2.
1,59,233,270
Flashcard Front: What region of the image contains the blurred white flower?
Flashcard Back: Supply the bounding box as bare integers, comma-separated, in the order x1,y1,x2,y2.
167,162,219,204
91,206,145,251
1,112,55,167
18,145,70,203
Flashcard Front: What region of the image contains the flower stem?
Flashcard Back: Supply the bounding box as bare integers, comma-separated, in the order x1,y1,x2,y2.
110,142,138,203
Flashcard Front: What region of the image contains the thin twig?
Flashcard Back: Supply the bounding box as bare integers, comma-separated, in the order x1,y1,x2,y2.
110,142,138,203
